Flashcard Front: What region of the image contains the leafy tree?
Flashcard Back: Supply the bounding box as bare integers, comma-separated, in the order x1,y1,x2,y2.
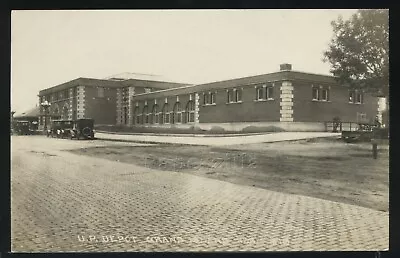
323,9,389,97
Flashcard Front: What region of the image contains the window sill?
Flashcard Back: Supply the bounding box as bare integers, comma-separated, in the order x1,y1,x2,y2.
348,102,363,105
202,103,216,106
312,100,331,102
226,101,243,105
254,98,274,102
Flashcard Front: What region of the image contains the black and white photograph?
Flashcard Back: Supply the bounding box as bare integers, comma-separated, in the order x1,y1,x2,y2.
10,9,389,252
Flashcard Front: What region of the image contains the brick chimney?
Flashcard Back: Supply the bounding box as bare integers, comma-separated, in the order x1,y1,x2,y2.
280,63,292,71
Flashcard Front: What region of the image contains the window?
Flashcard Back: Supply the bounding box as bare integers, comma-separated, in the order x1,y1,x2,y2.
144,88,151,93
266,86,274,100
312,87,319,100
152,105,159,124
98,87,105,98
357,112,367,123
147,107,153,124
227,90,234,103
186,101,195,123
163,103,170,124
210,92,215,104
321,88,329,101
349,91,354,103
124,107,128,125
64,89,69,99
133,107,139,125
136,113,142,124
62,106,69,119
173,102,182,124
227,88,242,103
203,93,209,105
73,87,78,97
349,90,363,104
203,92,216,105
356,92,363,104
256,87,263,100
235,89,242,102
143,106,149,124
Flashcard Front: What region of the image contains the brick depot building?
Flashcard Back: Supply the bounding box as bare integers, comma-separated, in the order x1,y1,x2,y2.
38,64,384,132
129,64,382,132
37,74,188,130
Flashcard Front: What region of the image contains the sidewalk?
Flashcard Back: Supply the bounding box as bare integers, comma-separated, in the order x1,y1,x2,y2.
95,130,268,137
95,132,341,146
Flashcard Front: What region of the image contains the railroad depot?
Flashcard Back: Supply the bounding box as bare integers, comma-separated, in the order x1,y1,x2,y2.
38,64,386,132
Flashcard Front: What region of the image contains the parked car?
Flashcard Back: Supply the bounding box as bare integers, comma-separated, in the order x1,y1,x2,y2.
14,121,34,135
70,118,95,140
47,120,62,138
58,120,74,138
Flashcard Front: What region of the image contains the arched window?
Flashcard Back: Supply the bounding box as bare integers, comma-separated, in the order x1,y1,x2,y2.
52,104,60,119
123,107,128,125
162,103,170,124
62,105,69,119
148,106,153,124
53,106,59,115
152,104,159,124
173,102,182,124
142,106,148,124
186,101,195,123
133,106,140,125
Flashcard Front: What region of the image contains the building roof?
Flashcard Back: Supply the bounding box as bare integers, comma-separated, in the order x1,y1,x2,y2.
104,72,189,84
14,106,40,118
131,70,340,100
39,77,191,96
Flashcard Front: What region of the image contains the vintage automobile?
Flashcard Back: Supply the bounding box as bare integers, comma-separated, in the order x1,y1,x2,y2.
59,120,74,138
47,120,73,138
49,120,74,138
69,118,95,140
14,121,34,135
47,120,62,138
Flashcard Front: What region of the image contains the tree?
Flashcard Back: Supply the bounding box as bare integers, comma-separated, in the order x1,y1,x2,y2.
323,9,389,97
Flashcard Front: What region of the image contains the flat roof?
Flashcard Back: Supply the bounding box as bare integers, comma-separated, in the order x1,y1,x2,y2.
131,70,340,100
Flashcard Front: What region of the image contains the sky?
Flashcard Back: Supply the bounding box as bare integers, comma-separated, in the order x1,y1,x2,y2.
11,9,357,113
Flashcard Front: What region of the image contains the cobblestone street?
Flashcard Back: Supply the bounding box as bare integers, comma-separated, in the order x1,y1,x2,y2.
11,136,389,252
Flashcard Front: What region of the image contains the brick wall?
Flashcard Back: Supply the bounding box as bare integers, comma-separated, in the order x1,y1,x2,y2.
292,81,378,123
132,93,196,126
84,86,117,125
198,83,281,123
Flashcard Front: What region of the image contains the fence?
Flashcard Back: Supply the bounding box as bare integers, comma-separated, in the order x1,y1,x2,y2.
324,121,376,132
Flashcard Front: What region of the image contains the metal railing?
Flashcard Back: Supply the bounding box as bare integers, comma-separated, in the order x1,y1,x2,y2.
324,121,376,132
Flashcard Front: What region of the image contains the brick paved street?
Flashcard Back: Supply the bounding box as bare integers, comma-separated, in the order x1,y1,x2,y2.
11,136,388,252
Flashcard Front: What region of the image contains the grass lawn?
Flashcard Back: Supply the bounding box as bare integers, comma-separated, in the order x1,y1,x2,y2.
69,137,389,212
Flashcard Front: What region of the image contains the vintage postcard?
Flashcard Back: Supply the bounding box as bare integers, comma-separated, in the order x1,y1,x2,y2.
10,9,389,252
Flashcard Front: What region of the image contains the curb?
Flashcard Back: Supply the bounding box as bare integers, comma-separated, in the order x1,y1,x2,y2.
95,130,271,137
